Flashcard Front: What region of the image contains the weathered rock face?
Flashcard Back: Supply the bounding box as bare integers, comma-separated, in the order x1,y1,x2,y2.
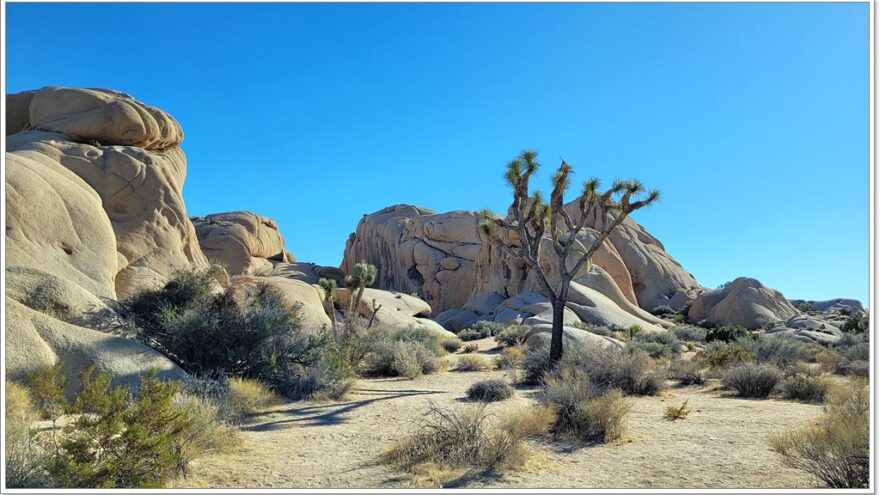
7,87,209,298
342,205,481,314
5,87,195,389
688,277,800,329
342,203,697,341
336,288,454,338
789,298,865,313
192,211,295,276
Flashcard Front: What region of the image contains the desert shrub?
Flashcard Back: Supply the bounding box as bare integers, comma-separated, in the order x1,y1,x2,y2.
835,360,870,378
441,339,463,353
457,355,490,372
28,363,69,420
119,272,348,399
702,341,754,368
737,335,812,368
770,379,868,488
379,404,550,474
228,377,279,416
541,368,630,443
559,345,665,396
626,340,673,359
722,363,782,398
361,340,439,379
665,399,690,420
671,324,707,343
705,325,751,343
572,322,615,338
807,346,841,371
472,320,506,337
780,374,830,403
462,343,480,354
672,313,686,323
628,331,681,359
667,359,706,385
840,341,869,362
520,347,551,385
48,368,229,488
388,326,451,357
797,302,815,312
6,381,51,488
495,346,524,370
651,305,675,316
494,325,530,347
467,379,514,402
172,393,241,470
840,313,868,333
457,329,481,341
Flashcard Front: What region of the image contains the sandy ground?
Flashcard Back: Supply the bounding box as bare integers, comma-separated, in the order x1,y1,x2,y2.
178,338,823,489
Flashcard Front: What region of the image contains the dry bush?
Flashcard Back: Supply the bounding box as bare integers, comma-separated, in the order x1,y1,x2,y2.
456,355,490,372
560,345,665,396
228,377,279,416
770,379,868,488
667,359,706,385
173,393,242,469
495,346,524,370
363,340,440,378
5,381,51,488
702,341,754,369
462,343,480,354
780,374,830,403
722,363,782,398
379,403,550,476
441,339,463,353
541,368,631,443
467,379,514,402
664,399,690,420
494,325,530,347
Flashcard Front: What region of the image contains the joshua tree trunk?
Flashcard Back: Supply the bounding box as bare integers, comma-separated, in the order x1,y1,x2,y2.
549,297,565,365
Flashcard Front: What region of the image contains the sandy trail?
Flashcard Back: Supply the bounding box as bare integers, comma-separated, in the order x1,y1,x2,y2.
179,339,822,489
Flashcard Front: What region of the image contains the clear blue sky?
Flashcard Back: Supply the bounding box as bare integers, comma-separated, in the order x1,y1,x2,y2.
5,3,869,304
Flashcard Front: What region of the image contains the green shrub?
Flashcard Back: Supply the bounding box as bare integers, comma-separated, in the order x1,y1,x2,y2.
737,335,813,368
835,360,869,378
667,359,706,385
388,326,451,357
472,321,506,337
457,329,482,341
706,325,751,343
571,322,615,338
558,345,665,396
541,368,629,443
520,347,551,385
627,331,681,359
722,363,782,398
702,341,754,368
467,379,514,402
494,325,530,347
770,380,868,488
780,374,830,403
119,272,344,398
47,368,231,488
840,313,868,334
456,355,490,372
28,363,68,420
626,341,673,359
462,343,479,354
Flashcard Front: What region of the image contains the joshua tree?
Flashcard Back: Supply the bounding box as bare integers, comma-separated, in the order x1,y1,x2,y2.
479,150,660,365
343,261,378,317
318,277,338,334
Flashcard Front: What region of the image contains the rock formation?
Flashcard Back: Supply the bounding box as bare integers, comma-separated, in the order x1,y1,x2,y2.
687,277,800,329
192,211,295,276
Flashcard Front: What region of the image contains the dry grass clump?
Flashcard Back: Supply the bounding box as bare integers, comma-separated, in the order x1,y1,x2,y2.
495,346,524,370
462,343,480,354
466,379,514,402
541,368,631,443
770,379,868,488
5,381,51,488
702,341,754,368
379,403,552,478
228,377,279,416
664,399,690,420
722,363,782,398
363,340,440,379
667,359,706,385
456,355,490,372
494,325,530,347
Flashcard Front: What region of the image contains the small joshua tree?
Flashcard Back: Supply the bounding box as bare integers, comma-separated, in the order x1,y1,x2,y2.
318,277,338,334
479,150,659,365
343,261,378,316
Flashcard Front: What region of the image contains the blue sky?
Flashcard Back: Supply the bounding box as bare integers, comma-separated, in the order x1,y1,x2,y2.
5,3,869,304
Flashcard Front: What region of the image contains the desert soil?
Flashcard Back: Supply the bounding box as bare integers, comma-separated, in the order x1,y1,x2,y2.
178,338,823,489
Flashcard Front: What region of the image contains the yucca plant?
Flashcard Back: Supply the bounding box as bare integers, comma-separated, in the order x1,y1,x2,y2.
480,150,660,365
318,277,338,334
343,261,378,316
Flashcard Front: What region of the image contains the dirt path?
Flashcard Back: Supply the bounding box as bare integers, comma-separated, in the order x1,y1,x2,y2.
178,339,822,489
